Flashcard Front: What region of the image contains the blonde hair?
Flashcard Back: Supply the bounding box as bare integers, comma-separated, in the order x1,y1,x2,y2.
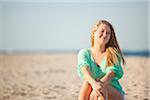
91,20,125,66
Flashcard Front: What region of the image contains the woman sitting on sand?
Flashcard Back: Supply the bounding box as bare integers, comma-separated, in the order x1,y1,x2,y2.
77,20,125,100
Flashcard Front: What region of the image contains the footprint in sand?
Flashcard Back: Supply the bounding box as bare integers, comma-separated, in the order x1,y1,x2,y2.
133,83,137,87
27,84,34,89
143,98,149,100
133,95,138,98
75,90,79,94
2,95,10,99
44,96,56,99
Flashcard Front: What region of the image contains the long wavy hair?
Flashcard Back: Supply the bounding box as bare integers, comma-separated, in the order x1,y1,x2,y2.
91,20,125,66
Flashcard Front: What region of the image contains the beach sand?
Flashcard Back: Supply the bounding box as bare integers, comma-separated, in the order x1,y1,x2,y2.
0,53,149,100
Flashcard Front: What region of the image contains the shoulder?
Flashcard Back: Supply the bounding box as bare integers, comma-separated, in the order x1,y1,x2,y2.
78,48,89,55
78,48,90,57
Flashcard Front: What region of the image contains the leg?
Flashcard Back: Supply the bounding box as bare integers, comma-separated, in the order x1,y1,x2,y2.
78,80,92,100
94,85,124,100
107,85,124,100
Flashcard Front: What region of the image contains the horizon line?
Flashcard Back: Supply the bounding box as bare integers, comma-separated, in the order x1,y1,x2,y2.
0,49,149,57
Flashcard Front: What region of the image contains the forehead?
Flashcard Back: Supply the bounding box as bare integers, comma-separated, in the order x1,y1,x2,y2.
98,23,111,32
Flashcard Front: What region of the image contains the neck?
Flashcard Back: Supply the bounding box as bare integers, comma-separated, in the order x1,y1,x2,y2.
92,43,106,54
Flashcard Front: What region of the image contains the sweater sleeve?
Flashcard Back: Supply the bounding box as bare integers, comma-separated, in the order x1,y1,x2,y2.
77,49,91,79
105,60,124,80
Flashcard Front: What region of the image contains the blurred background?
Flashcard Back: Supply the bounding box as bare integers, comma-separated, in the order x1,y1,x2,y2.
0,0,149,55
0,0,149,100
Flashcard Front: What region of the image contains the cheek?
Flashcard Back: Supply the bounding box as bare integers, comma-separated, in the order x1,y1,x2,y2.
108,35,111,40
105,35,111,43
94,32,100,39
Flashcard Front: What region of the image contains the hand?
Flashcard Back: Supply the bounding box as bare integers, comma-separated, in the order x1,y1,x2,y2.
90,90,103,100
91,80,104,96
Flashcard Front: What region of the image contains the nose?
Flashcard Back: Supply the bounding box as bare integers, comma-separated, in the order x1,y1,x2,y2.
103,32,107,37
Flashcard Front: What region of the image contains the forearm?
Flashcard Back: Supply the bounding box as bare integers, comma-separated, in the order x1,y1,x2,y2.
101,70,115,86
81,66,96,85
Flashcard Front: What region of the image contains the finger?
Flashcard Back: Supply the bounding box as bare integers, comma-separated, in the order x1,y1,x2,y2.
97,80,104,84
100,84,104,88
90,92,95,100
98,87,104,93
97,82,104,88
99,86,105,92
100,91,104,97
100,82,104,86
90,95,93,100
96,90,102,96
99,89,105,96
94,95,98,100
97,88,105,97
99,80,104,84
99,89,106,98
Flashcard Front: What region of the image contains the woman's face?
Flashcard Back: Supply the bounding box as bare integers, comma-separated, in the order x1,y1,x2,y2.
93,23,111,45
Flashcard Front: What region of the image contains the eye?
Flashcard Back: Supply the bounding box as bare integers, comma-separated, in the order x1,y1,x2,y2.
106,32,110,34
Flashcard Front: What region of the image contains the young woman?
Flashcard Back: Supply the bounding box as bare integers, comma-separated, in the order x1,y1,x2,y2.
77,20,125,100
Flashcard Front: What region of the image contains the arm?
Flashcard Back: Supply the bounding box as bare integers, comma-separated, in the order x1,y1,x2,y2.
81,66,95,85
100,70,115,87
77,49,106,96
81,66,103,96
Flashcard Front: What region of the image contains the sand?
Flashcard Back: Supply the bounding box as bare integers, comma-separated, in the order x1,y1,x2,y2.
0,53,149,100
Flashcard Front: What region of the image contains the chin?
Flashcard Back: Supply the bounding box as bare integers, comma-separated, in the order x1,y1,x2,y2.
99,40,108,45
104,40,109,44
99,42,106,45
